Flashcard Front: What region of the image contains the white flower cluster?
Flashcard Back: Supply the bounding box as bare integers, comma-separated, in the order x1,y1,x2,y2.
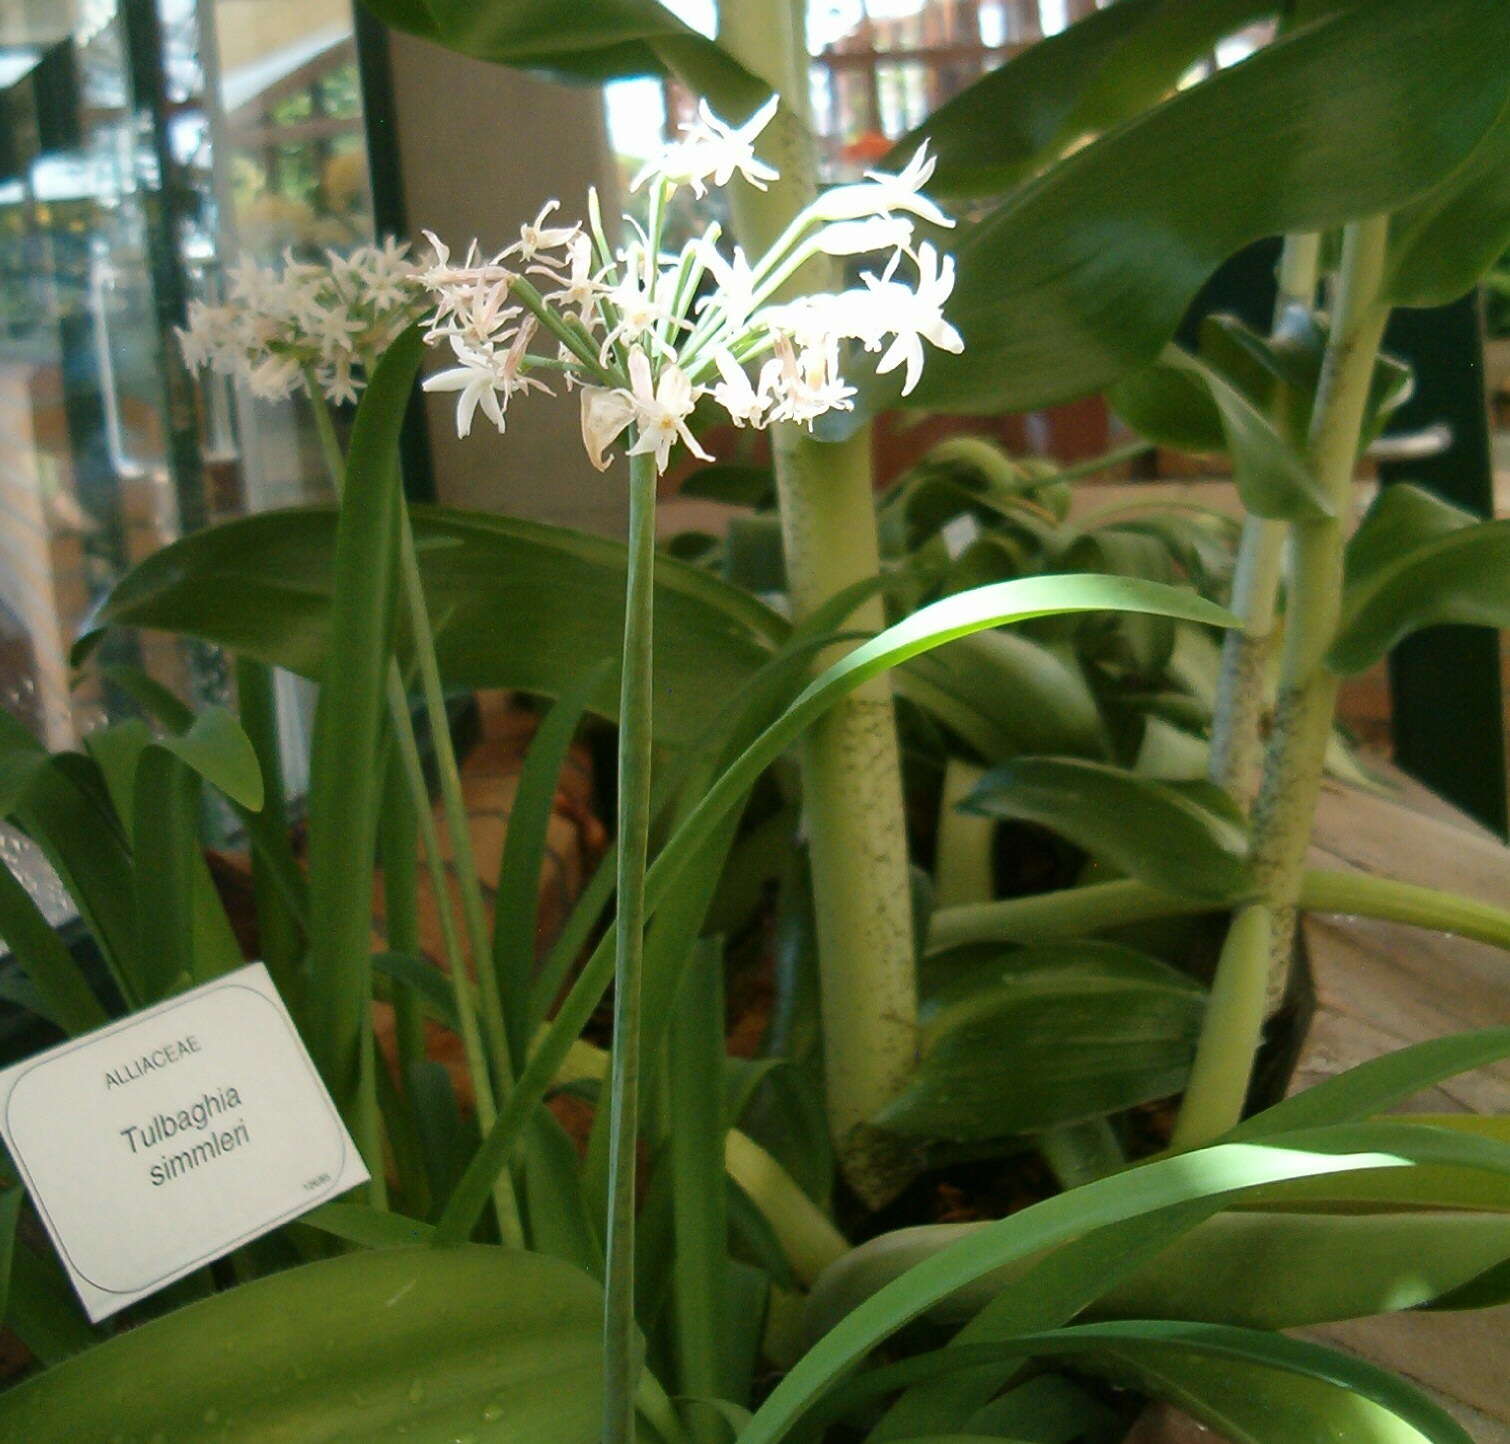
176,238,424,404
419,97,964,475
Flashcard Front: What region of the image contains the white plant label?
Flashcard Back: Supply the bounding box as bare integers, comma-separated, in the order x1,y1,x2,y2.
0,963,368,1321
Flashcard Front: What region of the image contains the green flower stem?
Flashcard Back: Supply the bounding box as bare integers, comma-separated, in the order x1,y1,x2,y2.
393,518,517,1090
720,0,919,1209
307,383,522,1243
1176,216,1392,1148
384,667,521,1245
1208,232,1322,804
603,448,659,1444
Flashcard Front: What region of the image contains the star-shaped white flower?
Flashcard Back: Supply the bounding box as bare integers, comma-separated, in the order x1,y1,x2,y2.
861,242,963,395
422,342,508,437
622,348,711,474
534,233,607,323
510,201,579,262
710,348,769,428
633,95,780,198
809,142,954,228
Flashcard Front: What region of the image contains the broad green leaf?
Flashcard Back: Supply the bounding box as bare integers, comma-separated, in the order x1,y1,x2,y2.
1108,362,1225,454
896,0,1278,197
1342,482,1479,595
739,1122,1510,1444
303,330,417,1119
0,1246,617,1442
1386,100,1510,305
154,706,263,812
877,944,1204,1141
1098,1209,1510,1329
1165,349,1331,519
859,1203,1224,1439
357,0,767,120
0,860,107,1034
1327,517,1510,675
814,1321,1470,1444
80,504,783,750
898,0,1510,413
83,720,246,991
963,758,1251,901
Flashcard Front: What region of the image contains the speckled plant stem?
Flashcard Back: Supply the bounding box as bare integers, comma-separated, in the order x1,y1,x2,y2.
719,0,919,1207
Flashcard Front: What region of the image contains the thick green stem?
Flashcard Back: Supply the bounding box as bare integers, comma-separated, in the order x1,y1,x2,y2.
719,0,918,1209
1249,216,1391,1008
1176,216,1392,1147
603,450,658,1444
1208,234,1321,804
1169,903,1272,1151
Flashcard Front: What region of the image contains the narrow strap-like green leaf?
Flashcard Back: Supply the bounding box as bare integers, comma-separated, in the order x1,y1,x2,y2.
493,662,612,1062
303,328,421,1119
0,861,107,1034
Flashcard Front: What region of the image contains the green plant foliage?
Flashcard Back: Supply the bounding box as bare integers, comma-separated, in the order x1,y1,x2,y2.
1097,1209,1510,1328
963,758,1251,900
816,1321,1470,1443
3,746,139,1005
79,506,783,750
896,0,1281,197
1166,349,1331,519
356,0,767,119
0,1247,617,1443
1341,482,1479,594
0,861,107,1035
892,0,1510,414
877,943,1204,1140
1385,105,1510,306
301,330,419,1120
1110,316,1414,487
741,1121,1510,1443
1327,516,1510,675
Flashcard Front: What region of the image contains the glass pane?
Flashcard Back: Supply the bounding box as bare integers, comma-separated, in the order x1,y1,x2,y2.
0,0,377,770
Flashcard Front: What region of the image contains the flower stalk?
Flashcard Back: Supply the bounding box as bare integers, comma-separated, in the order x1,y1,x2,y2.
602,447,658,1444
